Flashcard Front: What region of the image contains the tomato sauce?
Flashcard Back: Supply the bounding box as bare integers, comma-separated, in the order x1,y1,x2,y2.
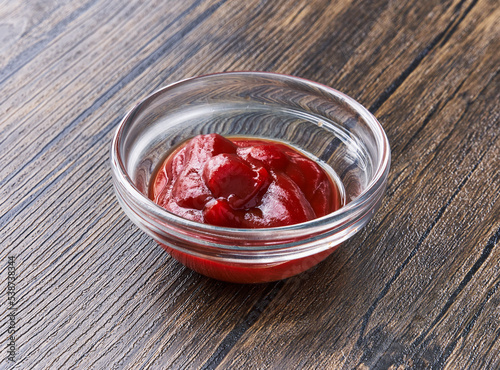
150,134,341,228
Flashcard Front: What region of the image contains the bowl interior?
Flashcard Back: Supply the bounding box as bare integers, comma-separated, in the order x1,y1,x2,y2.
119,73,382,208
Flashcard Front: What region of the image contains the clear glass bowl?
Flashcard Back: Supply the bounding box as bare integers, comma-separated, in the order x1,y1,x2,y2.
110,72,391,283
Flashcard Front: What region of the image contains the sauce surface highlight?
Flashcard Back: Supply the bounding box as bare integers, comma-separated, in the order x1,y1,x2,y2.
151,134,341,228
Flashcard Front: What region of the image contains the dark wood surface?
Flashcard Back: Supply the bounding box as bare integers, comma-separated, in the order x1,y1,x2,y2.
1,0,499,368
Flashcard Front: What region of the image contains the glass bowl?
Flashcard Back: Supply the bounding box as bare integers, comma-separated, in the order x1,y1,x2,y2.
110,72,390,283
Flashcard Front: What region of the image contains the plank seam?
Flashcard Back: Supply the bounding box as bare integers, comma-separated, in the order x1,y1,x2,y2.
200,281,285,370
0,0,100,86
414,226,500,350
368,0,478,114
437,257,500,367
356,141,489,347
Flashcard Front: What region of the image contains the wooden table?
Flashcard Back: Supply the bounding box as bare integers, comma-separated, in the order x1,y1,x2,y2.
1,0,498,368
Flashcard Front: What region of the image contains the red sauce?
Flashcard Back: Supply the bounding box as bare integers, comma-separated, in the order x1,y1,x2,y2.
151,134,341,228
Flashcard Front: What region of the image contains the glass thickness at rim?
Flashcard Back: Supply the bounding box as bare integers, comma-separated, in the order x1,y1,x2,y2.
110,72,390,241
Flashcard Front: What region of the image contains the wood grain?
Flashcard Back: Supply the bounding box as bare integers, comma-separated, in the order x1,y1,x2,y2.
0,0,498,368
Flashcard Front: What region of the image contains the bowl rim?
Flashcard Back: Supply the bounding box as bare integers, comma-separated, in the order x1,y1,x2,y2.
111,71,391,239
